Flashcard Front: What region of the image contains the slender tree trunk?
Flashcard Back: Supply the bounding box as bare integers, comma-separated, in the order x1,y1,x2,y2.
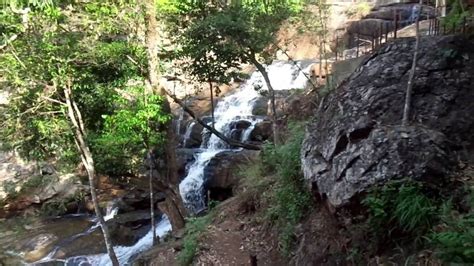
249,55,280,145
144,0,186,230
148,151,157,245
209,81,215,128
64,83,119,266
402,2,423,126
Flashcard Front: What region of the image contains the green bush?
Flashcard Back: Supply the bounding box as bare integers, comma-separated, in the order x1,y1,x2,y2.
363,181,438,243
263,122,312,256
177,213,214,266
2,180,18,198
430,192,474,263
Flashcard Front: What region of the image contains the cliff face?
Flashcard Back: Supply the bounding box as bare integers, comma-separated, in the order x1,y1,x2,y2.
301,35,474,207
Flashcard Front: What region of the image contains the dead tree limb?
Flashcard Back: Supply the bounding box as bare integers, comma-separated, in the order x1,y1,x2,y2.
402,2,423,126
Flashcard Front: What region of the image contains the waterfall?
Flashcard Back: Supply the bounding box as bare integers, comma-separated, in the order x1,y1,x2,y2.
63,216,171,266
179,60,314,213
30,60,314,266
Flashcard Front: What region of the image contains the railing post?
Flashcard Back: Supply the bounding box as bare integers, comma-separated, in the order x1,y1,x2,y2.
379,24,383,46
394,10,398,39
428,13,431,35
371,34,375,52
356,33,359,57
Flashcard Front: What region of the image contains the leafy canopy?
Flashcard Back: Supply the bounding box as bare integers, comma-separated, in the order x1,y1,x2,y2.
0,0,169,175
172,0,303,84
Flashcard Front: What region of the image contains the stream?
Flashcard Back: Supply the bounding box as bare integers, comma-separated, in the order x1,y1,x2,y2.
0,60,313,266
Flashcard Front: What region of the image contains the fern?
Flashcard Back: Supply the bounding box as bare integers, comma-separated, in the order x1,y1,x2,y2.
430,191,474,263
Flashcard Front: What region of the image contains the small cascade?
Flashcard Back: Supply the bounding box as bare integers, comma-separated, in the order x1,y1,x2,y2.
103,200,119,221
176,106,185,135
179,60,314,213
182,121,196,147
64,215,171,266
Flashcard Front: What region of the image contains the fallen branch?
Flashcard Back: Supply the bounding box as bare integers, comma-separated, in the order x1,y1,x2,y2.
165,90,261,150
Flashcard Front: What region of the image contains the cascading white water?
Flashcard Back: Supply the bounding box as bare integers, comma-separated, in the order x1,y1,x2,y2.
63,215,171,266
179,60,314,213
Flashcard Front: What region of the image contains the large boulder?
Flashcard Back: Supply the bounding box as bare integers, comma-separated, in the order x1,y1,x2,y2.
301,35,474,208
204,150,260,200
250,120,273,142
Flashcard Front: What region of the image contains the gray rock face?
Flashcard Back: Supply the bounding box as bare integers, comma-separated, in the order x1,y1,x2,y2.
301,35,474,207
204,150,259,190
250,120,273,142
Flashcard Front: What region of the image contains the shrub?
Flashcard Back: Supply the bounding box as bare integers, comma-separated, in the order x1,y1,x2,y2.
177,213,214,266
264,122,312,256
430,191,474,263
2,180,18,198
363,181,438,244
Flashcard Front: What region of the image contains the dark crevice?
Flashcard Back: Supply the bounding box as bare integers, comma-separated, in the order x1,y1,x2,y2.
349,126,373,144
337,155,360,181
333,134,349,158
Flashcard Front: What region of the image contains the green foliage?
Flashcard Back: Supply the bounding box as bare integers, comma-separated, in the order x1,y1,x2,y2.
0,1,168,175
430,192,474,263
21,174,57,191
363,181,438,243
262,122,312,256
177,213,214,266
174,1,302,84
1,180,18,198
40,199,68,216
93,90,170,174
442,0,471,31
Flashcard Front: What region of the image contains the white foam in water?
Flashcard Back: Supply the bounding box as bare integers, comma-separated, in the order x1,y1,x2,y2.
103,207,118,222
179,150,220,213
64,215,172,266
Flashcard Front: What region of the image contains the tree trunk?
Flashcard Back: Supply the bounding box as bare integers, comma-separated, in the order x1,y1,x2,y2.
148,151,157,245
144,0,186,230
402,2,423,126
64,83,119,266
209,81,215,128
160,186,186,230
249,55,280,145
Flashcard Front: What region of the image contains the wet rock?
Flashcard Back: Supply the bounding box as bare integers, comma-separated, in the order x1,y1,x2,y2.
22,233,58,262
252,98,268,116
229,120,252,130
250,120,273,142
183,122,204,148
301,35,474,208
228,120,252,141
176,148,197,178
120,190,166,212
